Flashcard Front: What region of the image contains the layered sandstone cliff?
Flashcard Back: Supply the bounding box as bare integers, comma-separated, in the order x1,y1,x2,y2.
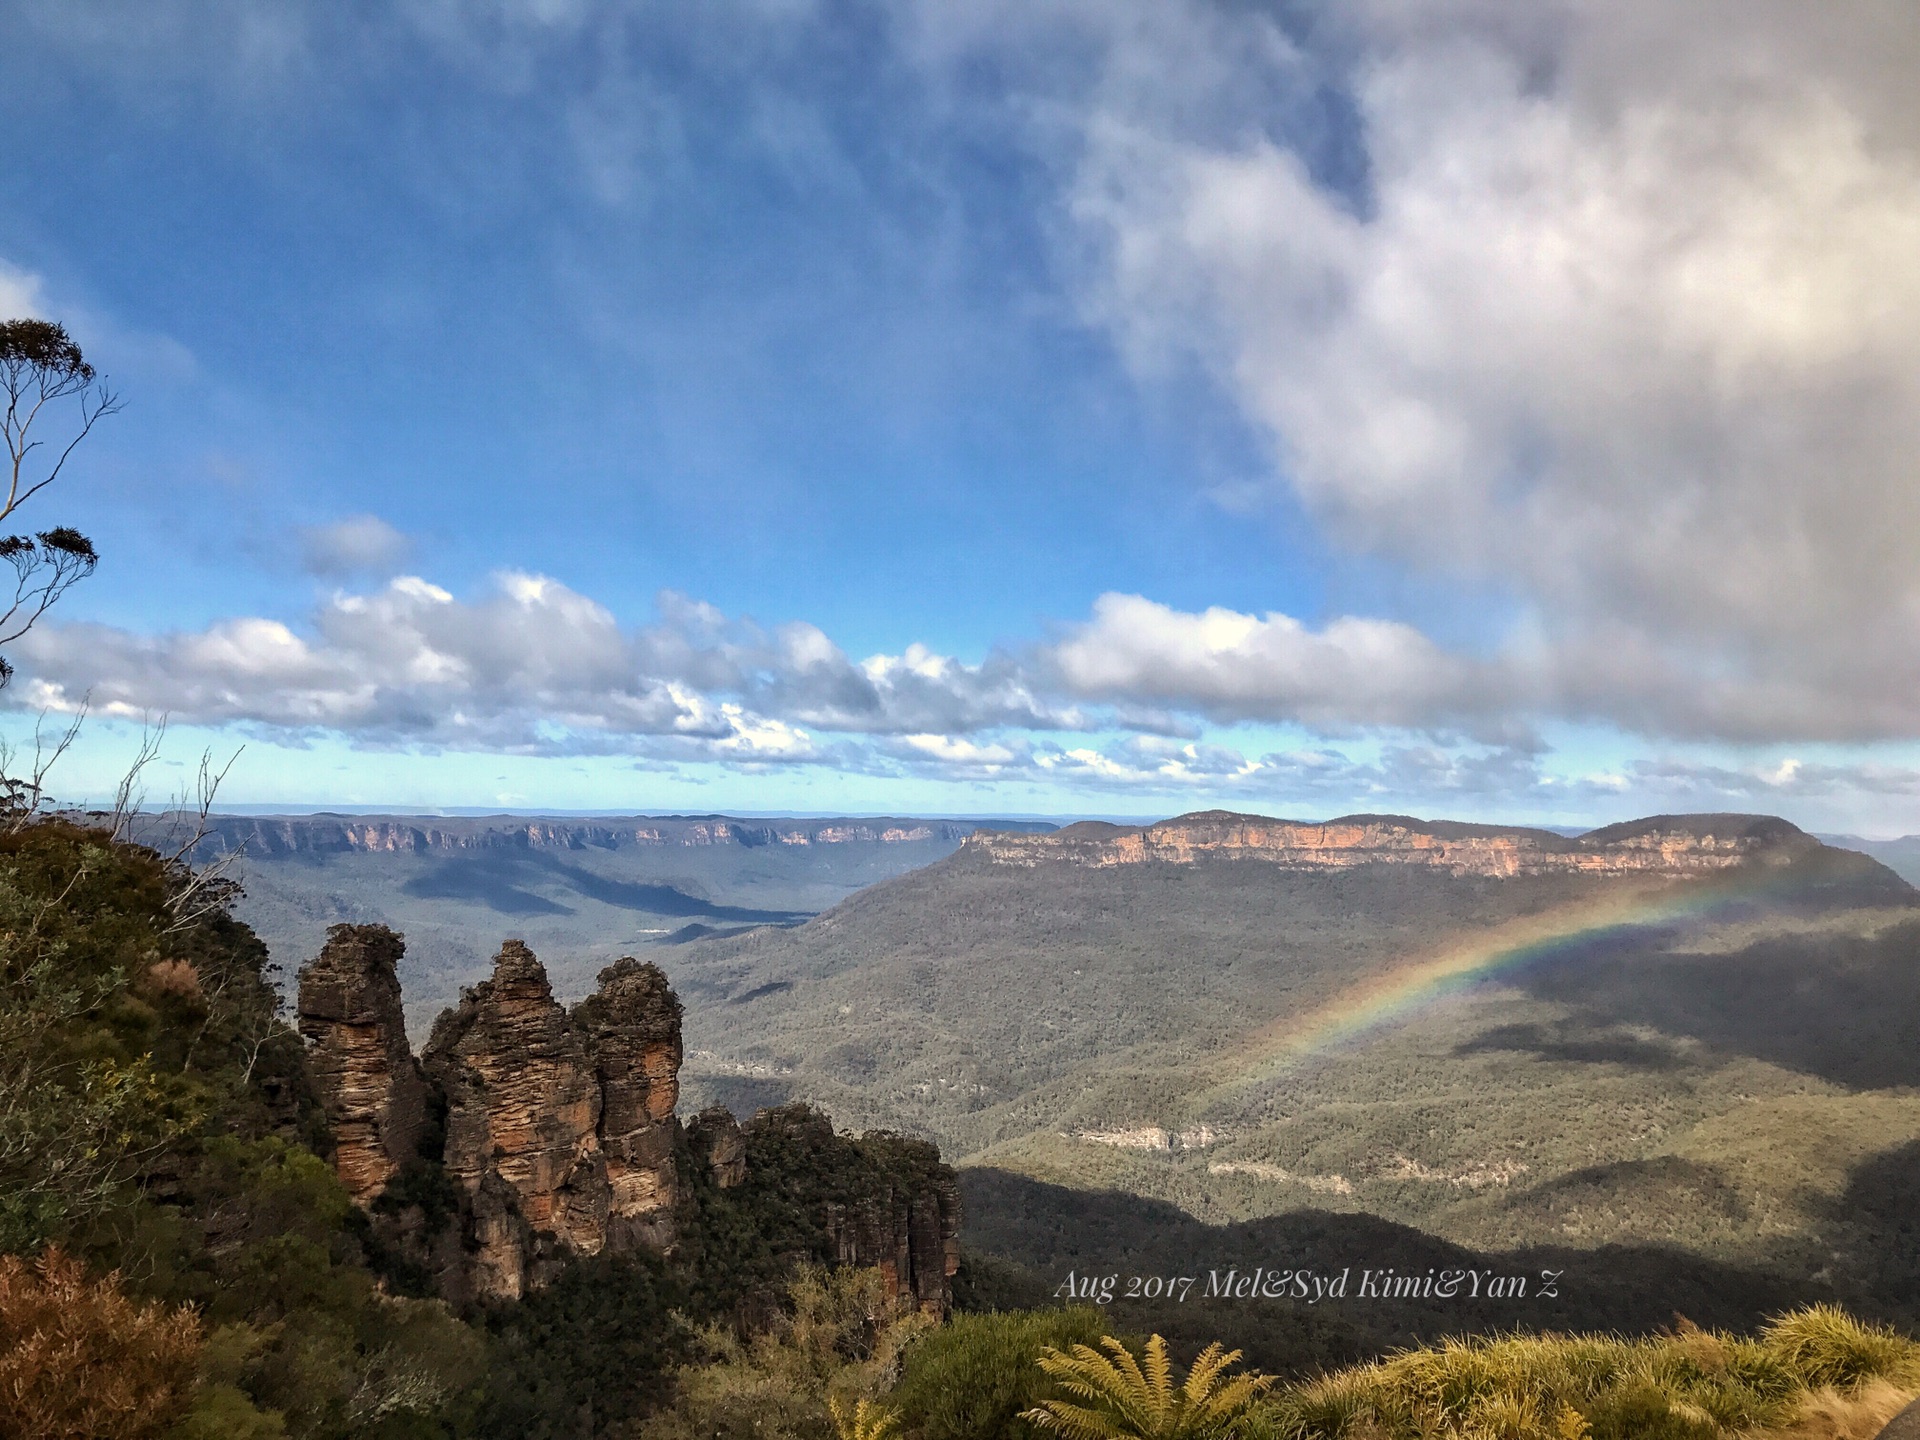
296,924,432,1204
747,1105,961,1316
576,958,686,1253
965,811,1823,878
195,813,997,857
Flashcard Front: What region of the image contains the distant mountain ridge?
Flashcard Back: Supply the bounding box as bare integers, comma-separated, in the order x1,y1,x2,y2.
188,812,1055,858
165,811,1058,1034
965,810,1845,878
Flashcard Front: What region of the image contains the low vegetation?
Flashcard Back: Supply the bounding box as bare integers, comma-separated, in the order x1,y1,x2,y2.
1023,1335,1275,1440
1262,1307,1918,1440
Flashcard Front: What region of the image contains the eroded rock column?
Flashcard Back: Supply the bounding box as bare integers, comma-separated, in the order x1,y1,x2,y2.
422,940,612,1300
575,957,684,1252
296,924,431,1205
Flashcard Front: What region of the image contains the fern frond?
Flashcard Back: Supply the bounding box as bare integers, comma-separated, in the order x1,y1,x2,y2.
1184,1344,1242,1404
1106,1335,1161,1422
1023,1399,1133,1440
1028,1333,1276,1440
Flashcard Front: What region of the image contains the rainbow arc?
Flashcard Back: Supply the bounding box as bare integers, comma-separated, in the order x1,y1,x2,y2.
1188,869,1798,1111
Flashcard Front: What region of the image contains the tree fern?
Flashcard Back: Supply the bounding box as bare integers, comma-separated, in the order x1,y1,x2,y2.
1020,1334,1275,1440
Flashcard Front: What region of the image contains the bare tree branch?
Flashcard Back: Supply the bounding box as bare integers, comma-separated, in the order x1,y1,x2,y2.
108,716,167,842
0,702,88,832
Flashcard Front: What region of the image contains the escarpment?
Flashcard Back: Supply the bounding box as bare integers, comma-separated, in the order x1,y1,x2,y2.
196,813,999,857
685,1104,961,1318
965,810,1850,878
296,928,960,1312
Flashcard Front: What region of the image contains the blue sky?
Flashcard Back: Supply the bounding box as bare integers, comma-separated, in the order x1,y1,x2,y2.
6,1,1920,832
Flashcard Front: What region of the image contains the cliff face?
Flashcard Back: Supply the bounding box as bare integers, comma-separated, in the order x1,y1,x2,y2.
196,813,998,857
717,1105,963,1317
823,1170,961,1315
573,957,685,1254
964,811,1824,878
296,924,431,1205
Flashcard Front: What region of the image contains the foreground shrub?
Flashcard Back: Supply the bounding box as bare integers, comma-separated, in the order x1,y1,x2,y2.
1765,1307,1918,1391
0,1246,201,1440
888,1308,1110,1440
640,1266,932,1440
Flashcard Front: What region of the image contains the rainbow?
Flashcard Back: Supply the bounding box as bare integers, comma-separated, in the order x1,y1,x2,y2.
1189,870,1796,1110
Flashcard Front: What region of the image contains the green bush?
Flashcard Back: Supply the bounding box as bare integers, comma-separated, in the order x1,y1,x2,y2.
478,1250,688,1440
887,1308,1109,1440
639,1266,932,1440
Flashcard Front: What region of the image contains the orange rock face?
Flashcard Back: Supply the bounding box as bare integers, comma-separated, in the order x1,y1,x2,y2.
419,944,689,1301
423,942,610,1299
965,811,1813,878
296,925,431,1205
298,937,972,1315
574,957,685,1254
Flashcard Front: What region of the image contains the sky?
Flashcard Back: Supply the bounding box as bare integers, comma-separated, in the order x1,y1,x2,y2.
4,0,1920,832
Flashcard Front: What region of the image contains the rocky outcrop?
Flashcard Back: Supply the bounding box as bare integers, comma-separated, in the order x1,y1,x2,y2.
736,1105,962,1316
685,1106,747,1189
966,811,1828,878
299,936,965,1313
824,1183,961,1316
414,944,690,1300
421,942,615,1300
296,924,431,1205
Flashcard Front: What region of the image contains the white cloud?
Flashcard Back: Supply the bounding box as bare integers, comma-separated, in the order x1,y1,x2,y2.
901,734,1018,767
0,262,47,320
1046,592,1509,732
6,572,1073,759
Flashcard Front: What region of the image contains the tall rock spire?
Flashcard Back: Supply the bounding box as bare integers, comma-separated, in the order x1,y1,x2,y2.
295,924,431,1205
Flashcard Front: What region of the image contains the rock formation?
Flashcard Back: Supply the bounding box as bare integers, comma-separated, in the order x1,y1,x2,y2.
966,810,1831,878
734,1105,962,1316
686,1107,748,1189
421,941,617,1300
296,924,431,1205
297,933,963,1313
825,1183,961,1315
573,957,685,1253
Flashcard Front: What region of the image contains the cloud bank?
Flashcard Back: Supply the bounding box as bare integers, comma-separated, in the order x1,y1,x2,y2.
1057,0,1920,743
10,571,1073,762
